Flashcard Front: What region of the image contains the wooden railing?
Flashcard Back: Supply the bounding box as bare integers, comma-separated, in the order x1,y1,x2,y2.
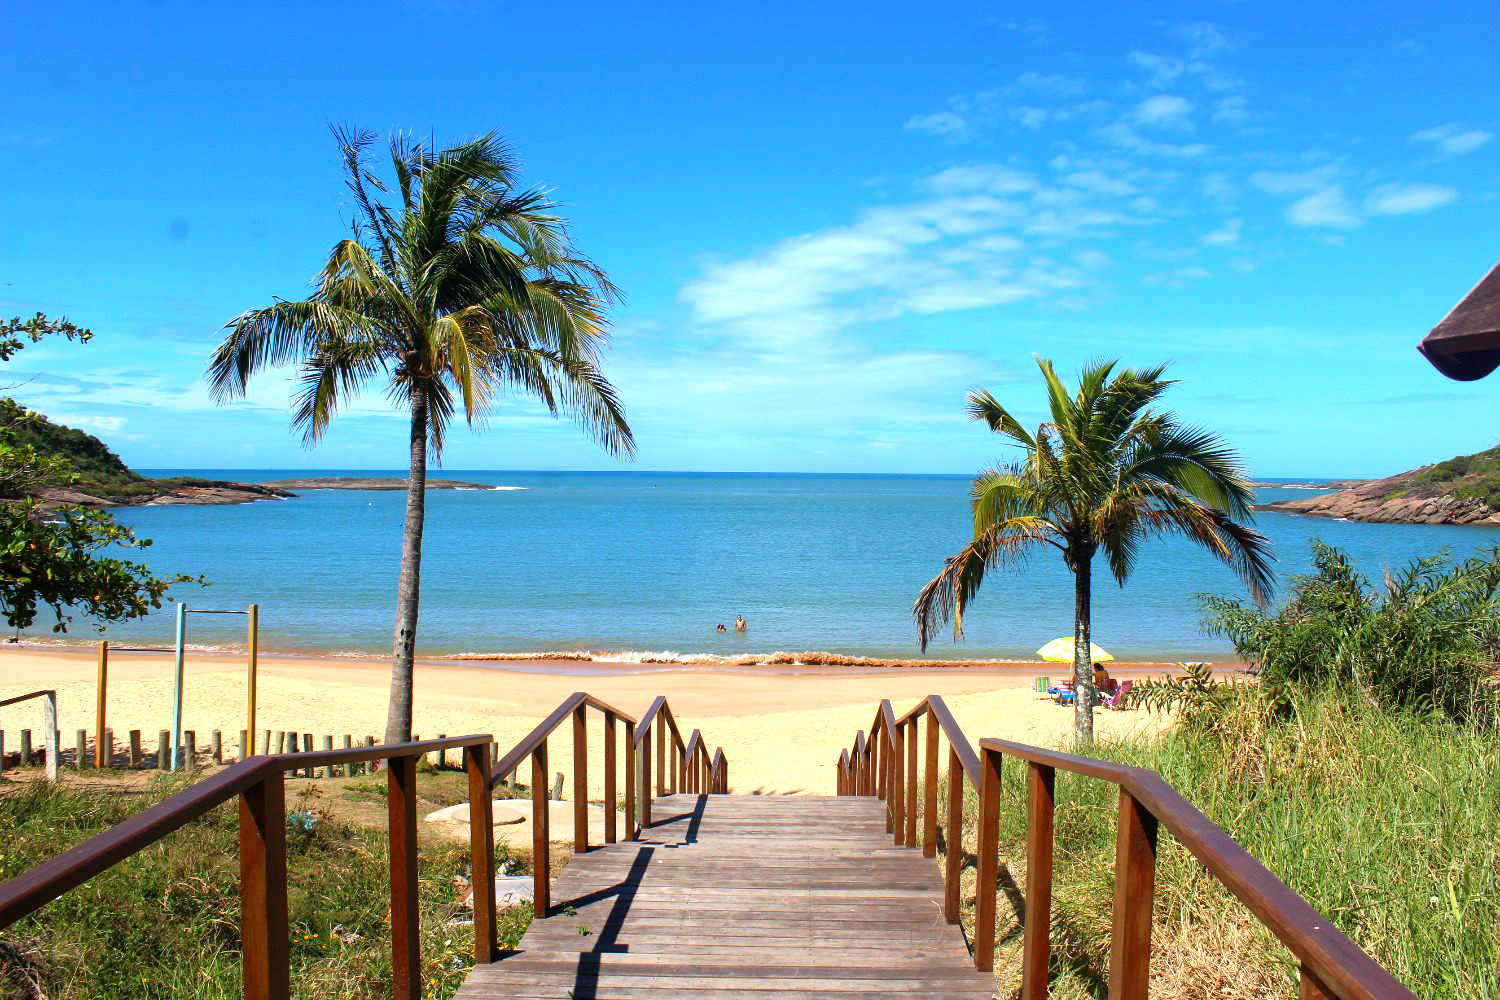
835,696,1416,1000
0,691,727,1000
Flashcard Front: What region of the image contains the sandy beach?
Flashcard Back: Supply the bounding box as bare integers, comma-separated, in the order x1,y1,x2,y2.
0,646,1195,795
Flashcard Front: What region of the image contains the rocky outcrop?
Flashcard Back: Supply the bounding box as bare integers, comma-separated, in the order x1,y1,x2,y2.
1258,472,1500,525
37,481,294,510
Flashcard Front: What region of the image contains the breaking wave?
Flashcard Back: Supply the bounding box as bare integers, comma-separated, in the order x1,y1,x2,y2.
445,649,1047,668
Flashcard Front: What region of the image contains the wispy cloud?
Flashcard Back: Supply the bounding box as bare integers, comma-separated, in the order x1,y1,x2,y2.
1365,182,1458,216
1412,123,1493,159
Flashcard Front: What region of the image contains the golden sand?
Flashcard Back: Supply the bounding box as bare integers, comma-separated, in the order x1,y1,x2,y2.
0,646,1183,796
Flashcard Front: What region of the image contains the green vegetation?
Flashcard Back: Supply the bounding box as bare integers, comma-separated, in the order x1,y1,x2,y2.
940,687,1499,1000
207,126,635,744
913,356,1273,743
0,775,533,999
1,315,196,633
1199,541,1500,721
1387,444,1500,507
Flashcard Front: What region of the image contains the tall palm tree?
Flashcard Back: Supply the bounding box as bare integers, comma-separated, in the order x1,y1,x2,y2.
914,357,1274,744
208,127,635,743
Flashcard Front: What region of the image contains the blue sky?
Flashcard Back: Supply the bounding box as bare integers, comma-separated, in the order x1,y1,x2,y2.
2,1,1496,478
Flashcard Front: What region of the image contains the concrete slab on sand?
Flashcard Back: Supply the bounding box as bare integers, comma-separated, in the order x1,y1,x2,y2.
424,799,612,848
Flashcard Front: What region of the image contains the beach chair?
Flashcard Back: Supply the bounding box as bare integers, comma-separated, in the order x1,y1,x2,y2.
1102,679,1133,710
1049,681,1075,705
1033,676,1051,699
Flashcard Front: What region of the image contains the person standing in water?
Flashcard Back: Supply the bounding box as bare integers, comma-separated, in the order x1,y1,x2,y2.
735,614,747,632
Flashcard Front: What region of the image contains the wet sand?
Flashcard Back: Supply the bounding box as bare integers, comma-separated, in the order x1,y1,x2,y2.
0,646,1206,795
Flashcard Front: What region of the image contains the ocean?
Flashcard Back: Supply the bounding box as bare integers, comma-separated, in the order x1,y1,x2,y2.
25,470,1500,662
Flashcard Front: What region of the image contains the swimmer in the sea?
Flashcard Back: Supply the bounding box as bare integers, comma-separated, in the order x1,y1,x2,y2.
716,623,727,632
735,614,747,632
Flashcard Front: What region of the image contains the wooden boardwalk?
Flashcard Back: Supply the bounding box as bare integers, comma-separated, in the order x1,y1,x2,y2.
456,793,997,999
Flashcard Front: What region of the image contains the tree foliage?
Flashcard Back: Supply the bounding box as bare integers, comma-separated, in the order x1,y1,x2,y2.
913,356,1274,742
0,315,195,634
1200,540,1500,721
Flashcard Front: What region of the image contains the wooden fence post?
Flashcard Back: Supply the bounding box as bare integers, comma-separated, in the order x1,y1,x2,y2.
923,713,939,858
95,641,108,769
1107,789,1158,1000
212,730,223,766
905,720,919,847
240,730,249,762
240,769,290,1000
1021,763,1057,1000
466,743,497,966
75,729,87,770
944,744,963,924
388,753,421,1000
184,730,197,771
974,745,1002,972
891,723,906,845
128,730,141,769
603,711,618,845
638,727,652,830
19,729,32,768
157,730,169,770
572,704,588,854
531,742,551,916
624,720,637,841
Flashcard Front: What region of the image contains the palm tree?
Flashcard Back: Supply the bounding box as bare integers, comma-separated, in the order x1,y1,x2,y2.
208,127,635,743
914,357,1274,744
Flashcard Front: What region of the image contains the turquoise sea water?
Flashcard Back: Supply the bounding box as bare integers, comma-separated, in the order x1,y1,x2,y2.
26,470,1500,661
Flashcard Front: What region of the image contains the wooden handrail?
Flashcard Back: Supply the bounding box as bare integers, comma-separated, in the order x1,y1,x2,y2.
836,697,1416,1000
0,691,727,999
0,733,495,1000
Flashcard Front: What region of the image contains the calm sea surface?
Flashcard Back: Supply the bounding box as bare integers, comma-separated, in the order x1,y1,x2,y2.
28,471,1500,661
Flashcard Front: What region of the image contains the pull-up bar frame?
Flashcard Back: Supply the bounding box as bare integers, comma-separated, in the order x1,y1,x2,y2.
165,603,259,773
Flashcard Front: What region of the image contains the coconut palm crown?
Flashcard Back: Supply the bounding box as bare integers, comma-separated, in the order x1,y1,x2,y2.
914,357,1274,744
208,126,635,743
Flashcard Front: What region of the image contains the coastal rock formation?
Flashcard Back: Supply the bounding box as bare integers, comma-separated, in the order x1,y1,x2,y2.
259,476,497,490
1258,448,1500,525
38,481,293,510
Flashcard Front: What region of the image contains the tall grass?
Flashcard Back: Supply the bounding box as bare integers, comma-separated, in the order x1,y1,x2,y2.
0,775,531,999
938,688,1500,999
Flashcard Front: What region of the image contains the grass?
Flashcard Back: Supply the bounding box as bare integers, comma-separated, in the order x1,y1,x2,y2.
927,688,1499,1000
0,771,537,999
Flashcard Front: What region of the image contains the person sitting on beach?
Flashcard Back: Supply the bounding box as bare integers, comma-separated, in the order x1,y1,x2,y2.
716,623,727,632
735,614,747,632
1093,662,1117,695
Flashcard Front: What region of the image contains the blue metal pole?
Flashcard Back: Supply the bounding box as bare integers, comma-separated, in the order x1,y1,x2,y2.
170,602,187,772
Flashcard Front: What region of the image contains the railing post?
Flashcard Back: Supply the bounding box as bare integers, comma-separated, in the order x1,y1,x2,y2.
387,754,421,1000
904,718,918,847
922,712,939,858
466,743,497,966
624,720,637,840
656,713,667,795
572,703,588,854
1107,788,1158,1000
603,711,618,845
974,744,1002,972
943,744,963,923
1021,763,1056,1000
876,727,887,801
240,769,289,1000
638,727,653,830
532,742,552,916
891,723,905,843
1299,964,1332,999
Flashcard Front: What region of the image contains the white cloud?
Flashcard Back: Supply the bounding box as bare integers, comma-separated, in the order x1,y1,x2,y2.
1250,164,1342,197
1130,95,1193,130
1100,122,1207,158
1285,186,1360,229
49,414,126,433
904,111,969,138
1365,182,1458,216
1201,218,1242,247
1411,123,1493,159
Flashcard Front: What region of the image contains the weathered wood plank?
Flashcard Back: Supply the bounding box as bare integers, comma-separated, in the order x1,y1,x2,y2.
454,795,991,999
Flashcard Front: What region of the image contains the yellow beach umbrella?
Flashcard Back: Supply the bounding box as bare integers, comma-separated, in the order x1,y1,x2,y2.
1036,638,1113,663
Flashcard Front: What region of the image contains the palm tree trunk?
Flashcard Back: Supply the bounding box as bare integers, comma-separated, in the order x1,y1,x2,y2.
385,382,429,744
1072,552,1095,745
